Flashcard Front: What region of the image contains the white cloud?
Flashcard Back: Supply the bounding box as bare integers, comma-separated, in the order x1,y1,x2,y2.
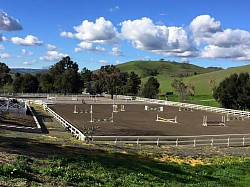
208,29,250,47
115,60,122,64
39,51,68,61
62,17,118,44
47,44,57,51
75,41,105,52
189,15,222,45
11,35,43,46
0,33,7,42
109,47,123,56
109,5,120,12
201,45,248,60
60,31,74,38
121,17,169,50
188,15,250,61
99,59,109,64
0,10,22,31
23,60,35,65
121,17,197,57
21,49,34,56
0,53,10,58
0,44,4,50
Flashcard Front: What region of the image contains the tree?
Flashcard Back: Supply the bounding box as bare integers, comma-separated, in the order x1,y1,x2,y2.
125,71,141,95
0,62,12,88
142,77,160,99
13,73,39,93
171,79,188,102
13,76,24,93
48,56,82,94
213,73,250,110
209,77,216,94
94,65,128,99
81,67,93,93
39,73,54,93
21,73,39,93
0,62,10,74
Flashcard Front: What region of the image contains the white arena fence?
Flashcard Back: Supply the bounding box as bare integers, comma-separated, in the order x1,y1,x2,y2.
0,99,27,115
43,103,85,141
91,134,250,147
42,97,250,147
112,94,250,118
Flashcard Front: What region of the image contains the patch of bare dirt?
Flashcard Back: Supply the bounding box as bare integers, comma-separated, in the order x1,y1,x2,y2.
0,111,36,128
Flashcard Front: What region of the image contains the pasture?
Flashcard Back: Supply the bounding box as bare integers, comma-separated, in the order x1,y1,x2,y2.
49,101,250,137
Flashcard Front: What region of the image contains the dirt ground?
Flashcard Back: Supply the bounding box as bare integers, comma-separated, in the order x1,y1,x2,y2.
0,110,37,128
49,103,250,136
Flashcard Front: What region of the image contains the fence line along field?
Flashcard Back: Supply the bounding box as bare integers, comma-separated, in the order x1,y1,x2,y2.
49,102,250,136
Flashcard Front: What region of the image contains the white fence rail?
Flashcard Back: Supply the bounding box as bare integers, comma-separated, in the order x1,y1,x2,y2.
43,103,85,141
91,134,250,147
113,95,250,118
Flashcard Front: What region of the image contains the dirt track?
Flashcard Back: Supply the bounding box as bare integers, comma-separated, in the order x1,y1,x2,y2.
49,103,250,136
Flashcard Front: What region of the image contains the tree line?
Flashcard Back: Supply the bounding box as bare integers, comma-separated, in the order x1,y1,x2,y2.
2,56,250,111
0,56,160,99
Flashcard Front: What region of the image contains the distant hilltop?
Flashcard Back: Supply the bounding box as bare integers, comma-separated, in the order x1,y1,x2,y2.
10,68,47,73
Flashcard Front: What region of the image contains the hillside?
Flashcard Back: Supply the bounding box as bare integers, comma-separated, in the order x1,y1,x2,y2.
117,60,220,78
184,65,250,95
116,60,222,94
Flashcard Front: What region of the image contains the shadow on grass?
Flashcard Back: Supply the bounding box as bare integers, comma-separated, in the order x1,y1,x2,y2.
0,135,224,185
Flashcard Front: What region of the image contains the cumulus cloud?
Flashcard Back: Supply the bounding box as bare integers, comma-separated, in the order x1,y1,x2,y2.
23,60,36,65
21,49,34,56
0,33,7,42
47,44,57,51
11,35,43,46
61,17,118,44
75,41,105,52
208,29,250,47
190,14,222,45
0,10,22,31
121,17,197,57
109,47,123,56
188,15,250,61
60,31,74,38
39,51,68,61
0,53,10,58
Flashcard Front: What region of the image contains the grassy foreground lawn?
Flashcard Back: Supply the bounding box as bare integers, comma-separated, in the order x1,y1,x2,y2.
0,105,250,186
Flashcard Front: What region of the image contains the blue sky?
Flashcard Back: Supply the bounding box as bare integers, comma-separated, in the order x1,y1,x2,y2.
1,0,250,70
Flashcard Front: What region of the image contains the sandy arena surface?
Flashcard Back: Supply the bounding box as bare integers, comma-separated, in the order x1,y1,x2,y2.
49,103,250,136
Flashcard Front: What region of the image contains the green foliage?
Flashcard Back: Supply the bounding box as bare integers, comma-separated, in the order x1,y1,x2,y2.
213,73,250,110
142,77,160,99
171,79,195,102
93,65,129,99
125,71,141,96
47,56,82,94
0,62,13,88
12,73,39,93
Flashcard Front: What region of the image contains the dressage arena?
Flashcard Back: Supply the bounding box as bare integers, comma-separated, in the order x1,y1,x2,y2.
49,102,250,136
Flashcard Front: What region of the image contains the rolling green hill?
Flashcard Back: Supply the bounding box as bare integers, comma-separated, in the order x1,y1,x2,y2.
116,60,221,94
117,61,250,97
184,65,250,95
